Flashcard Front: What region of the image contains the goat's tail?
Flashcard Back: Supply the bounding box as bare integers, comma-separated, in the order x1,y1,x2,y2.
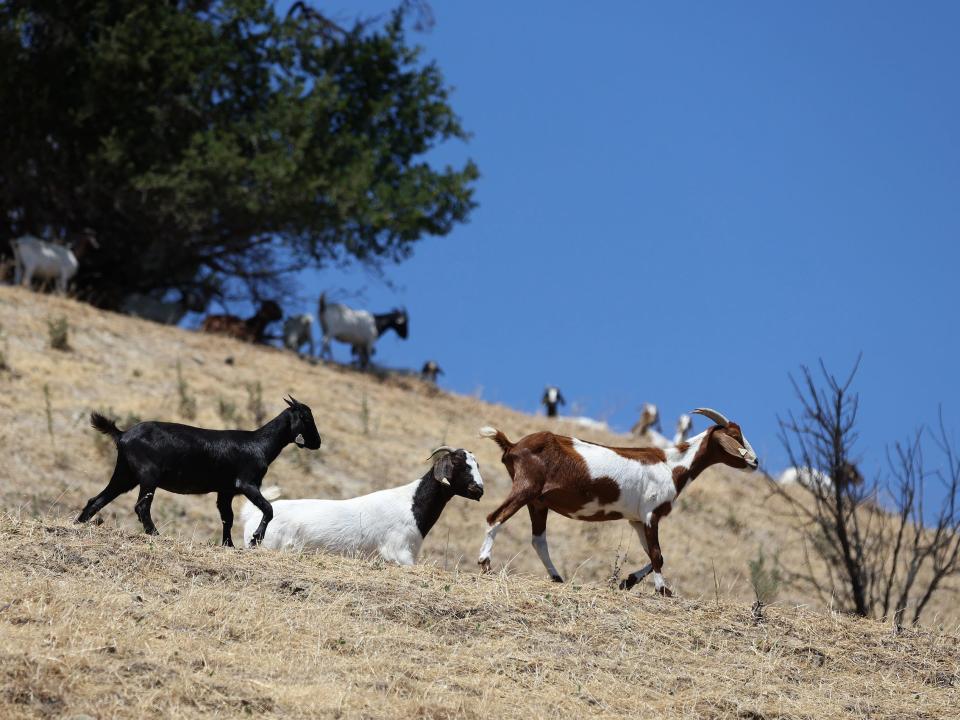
240,486,283,525
90,412,123,445
479,426,514,453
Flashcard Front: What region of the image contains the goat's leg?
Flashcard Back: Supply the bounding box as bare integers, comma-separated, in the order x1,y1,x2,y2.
620,519,671,596
76,461,137,523
134,484,160,535
216,492,235,547
240,481,273,546
477,479,540,573
528,503,563,582
619,520,654,591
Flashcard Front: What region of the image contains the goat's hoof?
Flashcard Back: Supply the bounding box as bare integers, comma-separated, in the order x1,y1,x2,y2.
656,586,673,597
550,575,564,583
478,558,491,573
619,577,637,591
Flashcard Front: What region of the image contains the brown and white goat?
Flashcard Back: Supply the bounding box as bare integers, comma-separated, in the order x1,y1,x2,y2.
477,408,758,595
201,301,282,343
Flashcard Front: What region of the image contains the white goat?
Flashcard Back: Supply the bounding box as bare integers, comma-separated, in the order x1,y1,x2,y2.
283,314,314,355
673,414,693,445
240,447,484,564
318,293,408,369
777,463,863,491
566,416,610,432
120,290,206,325
10,232,96,294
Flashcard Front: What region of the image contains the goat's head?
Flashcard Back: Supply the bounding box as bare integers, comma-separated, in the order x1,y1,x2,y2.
284,395,322,449
426,447,484,501
258,300,283,322
691,408,758,471
676,414,693,436
638,402,660,433
393,308,409,339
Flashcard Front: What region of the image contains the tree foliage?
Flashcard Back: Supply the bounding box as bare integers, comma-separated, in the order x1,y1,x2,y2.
0,0,478,306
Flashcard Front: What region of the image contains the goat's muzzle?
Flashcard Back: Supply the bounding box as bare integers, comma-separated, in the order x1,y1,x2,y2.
294,434,305,448
466,482,484,501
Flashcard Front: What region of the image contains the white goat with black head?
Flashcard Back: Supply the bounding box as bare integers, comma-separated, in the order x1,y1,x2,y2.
240,447,484,564
318,293,408,369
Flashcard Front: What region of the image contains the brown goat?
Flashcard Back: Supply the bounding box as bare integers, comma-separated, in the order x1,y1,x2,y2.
201,301,282,343
477,408,759,596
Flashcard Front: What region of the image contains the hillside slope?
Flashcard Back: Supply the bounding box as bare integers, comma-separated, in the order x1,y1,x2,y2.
1,286,959,717
0,286,957,620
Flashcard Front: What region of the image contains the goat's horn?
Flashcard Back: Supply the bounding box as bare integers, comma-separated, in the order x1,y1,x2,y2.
690,408,730,427
426,445,456,462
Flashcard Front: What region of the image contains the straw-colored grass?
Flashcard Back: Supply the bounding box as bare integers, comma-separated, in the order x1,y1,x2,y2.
1,285,959,718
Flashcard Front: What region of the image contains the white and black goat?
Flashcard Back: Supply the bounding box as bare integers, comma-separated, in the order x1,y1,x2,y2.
421,360,444,383
283,314,315,355
120,289,207,325
318,293,408,369
240,447,484,563
78,396,322,546
542,386,565,417
10,231,98,294
477,408,758,595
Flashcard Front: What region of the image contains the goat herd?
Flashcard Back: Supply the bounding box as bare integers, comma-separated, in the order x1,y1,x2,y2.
7,235,768,594
9,234,840,596
76,386,760,596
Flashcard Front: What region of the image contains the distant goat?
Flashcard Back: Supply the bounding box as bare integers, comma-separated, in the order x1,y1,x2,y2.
318,293,408,369
567,416,610,432
120,289,207,325
477,408,758,595
631,402,671,448
10,230,98,294
542,386,565,417
77,396,321,546
201,300,282,344
240,447,483,562
778,462,863,490
672,414,694,445
421,360,444,383
283,314,315,355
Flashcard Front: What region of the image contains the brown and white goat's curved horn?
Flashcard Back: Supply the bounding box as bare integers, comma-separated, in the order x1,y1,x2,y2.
690,408,730,427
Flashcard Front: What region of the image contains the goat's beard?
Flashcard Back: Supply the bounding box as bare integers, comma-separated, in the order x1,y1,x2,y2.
294,434,305,448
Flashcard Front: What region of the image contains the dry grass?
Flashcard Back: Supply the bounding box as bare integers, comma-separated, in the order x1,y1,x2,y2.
2,516,959,719
1,285,959,717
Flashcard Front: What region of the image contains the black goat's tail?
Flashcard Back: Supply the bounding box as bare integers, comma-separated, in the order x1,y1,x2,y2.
90,412,123,445
479,426,514,453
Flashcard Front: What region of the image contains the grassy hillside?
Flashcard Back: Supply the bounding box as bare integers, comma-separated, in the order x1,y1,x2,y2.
3,517,958,719
1,286,959,717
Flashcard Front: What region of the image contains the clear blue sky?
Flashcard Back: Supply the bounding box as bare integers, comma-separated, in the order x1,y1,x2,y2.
290,1,960,479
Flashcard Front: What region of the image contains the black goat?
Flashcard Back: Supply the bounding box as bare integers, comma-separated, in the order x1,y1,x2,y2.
77,396,321,546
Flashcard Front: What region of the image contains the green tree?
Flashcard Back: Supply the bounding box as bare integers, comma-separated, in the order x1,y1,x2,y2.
0,0,477,306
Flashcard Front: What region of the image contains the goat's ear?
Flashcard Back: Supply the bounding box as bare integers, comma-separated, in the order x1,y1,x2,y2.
715,431,746,459
432,454,454,486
